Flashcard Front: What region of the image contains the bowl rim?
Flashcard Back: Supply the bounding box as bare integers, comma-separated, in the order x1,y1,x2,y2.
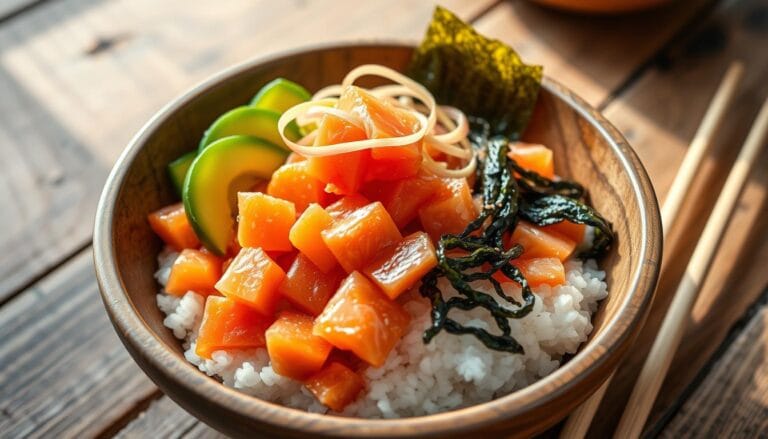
94,41,661,437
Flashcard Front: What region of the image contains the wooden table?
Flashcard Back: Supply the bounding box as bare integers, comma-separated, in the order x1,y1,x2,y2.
0,0,766,437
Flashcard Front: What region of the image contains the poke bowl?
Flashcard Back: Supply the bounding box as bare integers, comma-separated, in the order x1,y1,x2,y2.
94,23,661,439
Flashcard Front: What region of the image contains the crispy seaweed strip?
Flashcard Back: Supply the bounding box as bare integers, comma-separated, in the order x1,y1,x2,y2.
508,160,585,199
462,137,519,246
420,138,535,353
408,7,542,138
519,194,614,257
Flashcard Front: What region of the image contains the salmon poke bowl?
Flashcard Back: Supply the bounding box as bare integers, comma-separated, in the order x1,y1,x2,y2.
94,8,661,438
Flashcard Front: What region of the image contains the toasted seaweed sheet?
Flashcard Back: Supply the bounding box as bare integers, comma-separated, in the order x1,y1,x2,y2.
408,6,543,138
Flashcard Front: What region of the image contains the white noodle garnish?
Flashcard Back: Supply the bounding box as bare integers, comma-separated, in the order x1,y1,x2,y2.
277,64,476,178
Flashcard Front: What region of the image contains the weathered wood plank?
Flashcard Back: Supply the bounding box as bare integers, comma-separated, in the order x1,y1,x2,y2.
585,0,768,435
0,0,41,21
661,301,768,438
0,0,496,304
116,397,220,439
473,0,716,106
0,249,159,438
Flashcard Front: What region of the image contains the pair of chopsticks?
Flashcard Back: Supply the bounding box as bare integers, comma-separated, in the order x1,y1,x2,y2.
561,61,768,438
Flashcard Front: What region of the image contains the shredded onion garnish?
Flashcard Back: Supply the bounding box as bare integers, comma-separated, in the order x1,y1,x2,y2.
278,64,476,178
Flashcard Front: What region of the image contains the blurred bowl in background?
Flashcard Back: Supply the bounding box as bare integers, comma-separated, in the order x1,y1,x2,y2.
531,0,672,14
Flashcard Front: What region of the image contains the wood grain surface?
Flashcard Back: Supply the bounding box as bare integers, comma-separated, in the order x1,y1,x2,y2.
0,0,766,437
661,295,768,438
473,0,716,106
0,250,158,438
117,397,219,439
586,0,768,435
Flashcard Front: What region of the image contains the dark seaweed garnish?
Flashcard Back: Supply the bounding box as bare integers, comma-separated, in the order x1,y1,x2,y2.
410,6,614,353
418,134,614,353
519,194,614,258
420,138,536,353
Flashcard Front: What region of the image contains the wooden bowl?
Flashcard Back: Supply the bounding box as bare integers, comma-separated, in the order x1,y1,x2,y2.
529,0,671,14
94,43,661,438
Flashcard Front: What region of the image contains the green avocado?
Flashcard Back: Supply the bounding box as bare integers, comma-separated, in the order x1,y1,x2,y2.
167,151,196,197
183,135,289,255
198,107,300,152
250,78,311,113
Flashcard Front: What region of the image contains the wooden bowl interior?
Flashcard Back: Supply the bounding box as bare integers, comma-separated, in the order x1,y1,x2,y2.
106,44,658,437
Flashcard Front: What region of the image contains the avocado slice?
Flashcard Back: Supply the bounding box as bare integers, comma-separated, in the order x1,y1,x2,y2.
198,107,301,152
167,151,196,198
183,135,289,255
250,78,311,113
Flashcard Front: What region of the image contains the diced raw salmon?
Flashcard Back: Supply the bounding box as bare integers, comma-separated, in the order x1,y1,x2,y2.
289,204,338,273
195,296,272,359
148,203,200,251
507,221,576,261
418,177,477,240
267,162,328,212
542,221,586,244
306,114,369,195
363,232,437,299
215,247,285,316
494,257,566,288
321,202,402,273
366,173,446,228
324,194,370,221
304,362,365,412
237,192,296,252
278,254,345,315
266,311,333,380
165,248,222,296
313,272,410,367
508,142,555,179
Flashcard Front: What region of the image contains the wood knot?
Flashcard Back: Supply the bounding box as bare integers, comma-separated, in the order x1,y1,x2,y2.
84,33,131,56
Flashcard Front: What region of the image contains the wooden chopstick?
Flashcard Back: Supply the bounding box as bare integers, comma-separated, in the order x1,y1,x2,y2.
614,92,768,438
559,61,745,439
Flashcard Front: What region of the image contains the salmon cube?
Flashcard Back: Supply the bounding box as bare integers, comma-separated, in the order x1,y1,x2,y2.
494,257,566,288
195,296,273,359
148,203,200,251
304,362,365,412
237,192,296,252
165,249,222,296
365,144,422,182
313,272,410,367
542,221,586,244
507,221,576,261
508,142,555,179
363,232,437,299
215,247,286,316
370,173,446,228
324,194,370,221
306,114,369,195
267,162,328,212
278,254,345,315
321,202,402,273
418,177,477,241
289,204,338,273
517,257,566,287
266,311,333,380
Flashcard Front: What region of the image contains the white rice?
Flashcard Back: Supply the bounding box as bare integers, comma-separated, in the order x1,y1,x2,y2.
155,249,608,418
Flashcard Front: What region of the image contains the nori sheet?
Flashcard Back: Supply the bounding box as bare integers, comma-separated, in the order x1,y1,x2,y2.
408,6,543,139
